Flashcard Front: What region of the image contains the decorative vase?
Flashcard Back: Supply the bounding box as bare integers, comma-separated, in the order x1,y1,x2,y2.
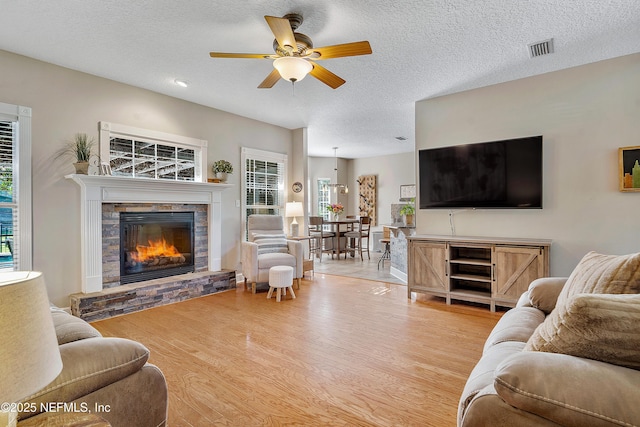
215,172,228,182
404,214,414,227
333,213,340,221
73,161,89,175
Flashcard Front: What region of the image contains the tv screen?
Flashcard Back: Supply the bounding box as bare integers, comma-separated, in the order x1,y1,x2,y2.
419,136,542,209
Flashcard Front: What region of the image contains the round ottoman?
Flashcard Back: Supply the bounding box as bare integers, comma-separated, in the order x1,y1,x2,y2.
267,266,296,302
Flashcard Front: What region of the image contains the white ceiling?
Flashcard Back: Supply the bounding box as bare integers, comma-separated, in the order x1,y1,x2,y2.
1,1,639,158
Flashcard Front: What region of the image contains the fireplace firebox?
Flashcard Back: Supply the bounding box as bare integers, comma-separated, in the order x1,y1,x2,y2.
120,212,195,284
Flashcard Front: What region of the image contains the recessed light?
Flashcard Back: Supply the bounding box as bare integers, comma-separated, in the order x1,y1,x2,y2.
174,79,189,88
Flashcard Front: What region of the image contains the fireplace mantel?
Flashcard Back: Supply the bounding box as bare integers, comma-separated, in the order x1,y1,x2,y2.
67,174,231,293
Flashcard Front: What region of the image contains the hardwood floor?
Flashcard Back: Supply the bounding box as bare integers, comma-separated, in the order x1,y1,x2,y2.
92,273,502,426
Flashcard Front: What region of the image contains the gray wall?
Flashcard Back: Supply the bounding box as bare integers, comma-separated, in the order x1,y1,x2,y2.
308,156,350,215
0,49,294,306
415,53,640,276
349,152,415,231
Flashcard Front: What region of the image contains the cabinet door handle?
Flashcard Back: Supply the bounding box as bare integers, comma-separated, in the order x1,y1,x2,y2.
492,263,495,281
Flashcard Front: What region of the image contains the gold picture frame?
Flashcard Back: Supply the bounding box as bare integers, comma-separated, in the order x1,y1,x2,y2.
619,146,640,192
400,184,416,201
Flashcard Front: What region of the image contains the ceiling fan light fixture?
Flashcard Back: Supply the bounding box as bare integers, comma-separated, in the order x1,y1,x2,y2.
174,79,189,88
273,57,312,83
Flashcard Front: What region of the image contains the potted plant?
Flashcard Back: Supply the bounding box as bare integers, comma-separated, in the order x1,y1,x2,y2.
56,133,96,174
212,160,233,182
399,198,415,226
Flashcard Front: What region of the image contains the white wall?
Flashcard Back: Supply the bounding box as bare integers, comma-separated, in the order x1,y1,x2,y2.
0,49,294,306
415,53,640,276
350,152,415,230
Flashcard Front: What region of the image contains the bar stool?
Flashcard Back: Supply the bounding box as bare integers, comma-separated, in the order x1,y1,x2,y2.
378,238,391,269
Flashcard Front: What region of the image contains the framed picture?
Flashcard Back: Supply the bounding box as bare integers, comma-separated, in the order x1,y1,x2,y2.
619,146,640,192
400,184,416,201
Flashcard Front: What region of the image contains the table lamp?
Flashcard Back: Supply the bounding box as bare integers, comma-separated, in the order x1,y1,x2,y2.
0,271,63,427
285,202,304,237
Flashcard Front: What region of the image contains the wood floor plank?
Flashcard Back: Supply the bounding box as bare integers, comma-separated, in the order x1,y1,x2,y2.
92,273,502,426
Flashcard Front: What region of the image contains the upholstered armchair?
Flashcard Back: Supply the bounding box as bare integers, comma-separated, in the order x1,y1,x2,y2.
242,214,304,294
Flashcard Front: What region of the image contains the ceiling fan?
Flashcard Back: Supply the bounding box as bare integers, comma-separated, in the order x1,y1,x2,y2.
209,14,372,89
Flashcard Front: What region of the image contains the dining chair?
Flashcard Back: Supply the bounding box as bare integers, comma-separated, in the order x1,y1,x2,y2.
308,216,335,262
344,216,371,260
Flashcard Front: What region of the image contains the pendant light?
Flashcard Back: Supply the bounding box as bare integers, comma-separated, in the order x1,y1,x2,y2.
325,147,348,194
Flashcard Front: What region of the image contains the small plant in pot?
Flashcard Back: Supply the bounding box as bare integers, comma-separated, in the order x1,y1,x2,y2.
212,160,233,182
56,133,96,175
399,198,415,226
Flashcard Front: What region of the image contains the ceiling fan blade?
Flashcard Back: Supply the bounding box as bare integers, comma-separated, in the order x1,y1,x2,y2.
311,41,372,59
258,68,281,89
264,15,297,52
209,52,272,59
309,62,346,89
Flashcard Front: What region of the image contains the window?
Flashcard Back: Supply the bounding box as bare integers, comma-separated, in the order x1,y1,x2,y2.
0,102,32,271
99,122,207,182
317,178,330,221
241,147,287,239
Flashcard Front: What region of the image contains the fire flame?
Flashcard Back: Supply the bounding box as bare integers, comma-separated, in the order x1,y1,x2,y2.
131,237,181,262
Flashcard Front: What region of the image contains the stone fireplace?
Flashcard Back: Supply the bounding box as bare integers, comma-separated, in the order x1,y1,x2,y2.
67,175,234,320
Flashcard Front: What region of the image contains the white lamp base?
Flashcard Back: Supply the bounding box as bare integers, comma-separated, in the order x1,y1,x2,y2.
290,221,299,237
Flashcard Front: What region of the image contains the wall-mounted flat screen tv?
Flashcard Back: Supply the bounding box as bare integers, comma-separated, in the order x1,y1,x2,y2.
419,136,542,209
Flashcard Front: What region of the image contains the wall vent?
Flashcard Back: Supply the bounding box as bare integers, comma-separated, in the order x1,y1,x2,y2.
528,38,554,58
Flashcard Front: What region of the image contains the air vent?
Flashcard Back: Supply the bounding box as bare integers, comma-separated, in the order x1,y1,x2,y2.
395,136,407,141
528,38,554,58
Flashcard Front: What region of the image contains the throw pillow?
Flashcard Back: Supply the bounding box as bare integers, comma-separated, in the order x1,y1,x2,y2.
555,251,640,309
524,293,640,370
253,233,289,255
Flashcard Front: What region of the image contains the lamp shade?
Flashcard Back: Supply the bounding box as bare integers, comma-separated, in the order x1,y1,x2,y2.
0,271,63,404
273,57,313,82
285,202,304,218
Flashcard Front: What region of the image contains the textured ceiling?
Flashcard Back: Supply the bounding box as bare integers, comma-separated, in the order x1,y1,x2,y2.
1,1,639,158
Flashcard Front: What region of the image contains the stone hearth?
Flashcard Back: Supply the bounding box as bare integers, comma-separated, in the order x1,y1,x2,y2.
70,270,236,322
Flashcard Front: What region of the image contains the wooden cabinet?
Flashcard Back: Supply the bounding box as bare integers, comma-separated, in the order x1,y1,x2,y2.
408,241,448,295
408,235,551,311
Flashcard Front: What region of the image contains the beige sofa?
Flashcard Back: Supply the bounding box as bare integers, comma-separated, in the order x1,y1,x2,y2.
459,251,640,427
18,306,168,427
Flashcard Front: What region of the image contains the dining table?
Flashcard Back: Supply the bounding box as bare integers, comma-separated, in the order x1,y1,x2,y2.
324,218,359,259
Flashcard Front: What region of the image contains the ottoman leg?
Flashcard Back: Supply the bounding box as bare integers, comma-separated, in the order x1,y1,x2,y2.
288,286,296,299
267,287,274,299
276,288,282,302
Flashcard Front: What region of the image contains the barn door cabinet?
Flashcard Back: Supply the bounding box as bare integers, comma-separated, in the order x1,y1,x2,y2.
408,235,551,311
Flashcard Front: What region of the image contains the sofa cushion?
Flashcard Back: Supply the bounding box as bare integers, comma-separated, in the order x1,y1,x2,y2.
458,341,525,425
527,277,568,314
257,252,296,270
555,251,640,309
50,308,102,345
21,337,150,418
483,307,545,353
524,293,640,369
253,233,289,255
495,351,640,427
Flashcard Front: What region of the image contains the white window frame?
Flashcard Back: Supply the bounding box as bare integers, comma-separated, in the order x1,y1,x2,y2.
0,102,32,270
98,121,208,182
241,147,288,240
317,178,331,220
